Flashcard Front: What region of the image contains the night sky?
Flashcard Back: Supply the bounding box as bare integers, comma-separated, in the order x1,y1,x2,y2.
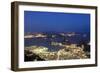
24,11,90,34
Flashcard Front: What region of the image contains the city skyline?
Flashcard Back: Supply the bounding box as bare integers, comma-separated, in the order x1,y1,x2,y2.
24,11,90,61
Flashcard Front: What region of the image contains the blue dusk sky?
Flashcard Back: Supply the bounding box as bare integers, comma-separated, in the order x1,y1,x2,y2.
24,11,90,33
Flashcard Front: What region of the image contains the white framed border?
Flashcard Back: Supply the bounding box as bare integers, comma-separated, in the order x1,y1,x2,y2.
18,5,96,68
